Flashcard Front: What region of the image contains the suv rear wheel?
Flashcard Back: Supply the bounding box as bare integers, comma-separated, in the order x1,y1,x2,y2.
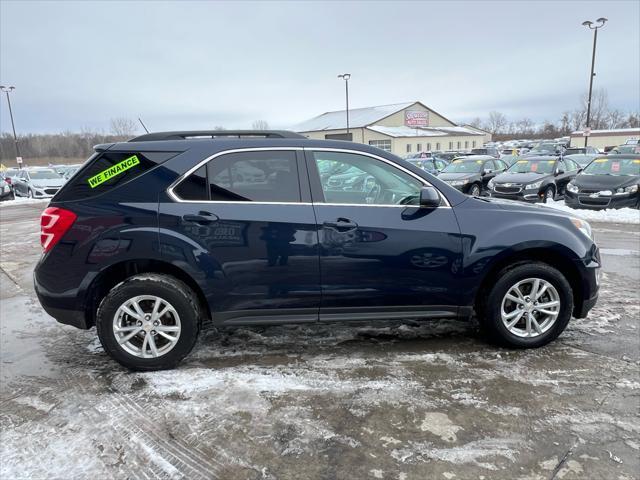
96,273,200,371
479,262,573,348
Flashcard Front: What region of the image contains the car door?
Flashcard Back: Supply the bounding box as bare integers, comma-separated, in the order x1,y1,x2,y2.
305,148,463,320
480,159,498,190
158,148,321,325
554,159,573,194
16,171,28,195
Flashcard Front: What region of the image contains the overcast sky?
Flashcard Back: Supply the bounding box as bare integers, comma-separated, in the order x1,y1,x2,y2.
1,0,639,134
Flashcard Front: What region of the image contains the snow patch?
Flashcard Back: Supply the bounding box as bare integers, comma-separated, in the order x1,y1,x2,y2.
420,412,462,443
542,199,640,224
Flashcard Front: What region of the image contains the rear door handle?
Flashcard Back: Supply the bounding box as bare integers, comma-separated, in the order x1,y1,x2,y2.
323,218,358,231
182,212,219,224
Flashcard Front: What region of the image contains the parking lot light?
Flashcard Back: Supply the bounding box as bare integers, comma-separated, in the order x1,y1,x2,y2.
337,73,351,136
0,85,22,169
581,17,608,148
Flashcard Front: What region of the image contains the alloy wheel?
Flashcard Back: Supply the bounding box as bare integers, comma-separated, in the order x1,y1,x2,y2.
500,278,560,338
112,295,182,358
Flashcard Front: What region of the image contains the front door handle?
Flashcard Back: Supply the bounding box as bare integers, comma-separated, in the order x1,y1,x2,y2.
182,211,219,224
323,218,358,231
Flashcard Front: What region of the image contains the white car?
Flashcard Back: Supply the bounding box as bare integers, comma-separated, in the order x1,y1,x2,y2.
12,168,65,198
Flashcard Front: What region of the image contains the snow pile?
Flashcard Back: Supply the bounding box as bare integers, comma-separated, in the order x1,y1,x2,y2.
542,199,640,224
0,197,49,208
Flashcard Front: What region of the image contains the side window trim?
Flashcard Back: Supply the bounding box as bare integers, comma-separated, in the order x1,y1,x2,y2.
303,147,450,207
168,147,310,205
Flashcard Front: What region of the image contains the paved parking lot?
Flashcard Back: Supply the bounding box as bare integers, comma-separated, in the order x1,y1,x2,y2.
1,201,638,479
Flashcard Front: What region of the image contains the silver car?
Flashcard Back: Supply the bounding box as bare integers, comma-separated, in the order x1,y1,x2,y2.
13,168,65,198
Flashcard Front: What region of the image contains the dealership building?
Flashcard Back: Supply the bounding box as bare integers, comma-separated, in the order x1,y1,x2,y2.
292,101,491,156
570,127,640,150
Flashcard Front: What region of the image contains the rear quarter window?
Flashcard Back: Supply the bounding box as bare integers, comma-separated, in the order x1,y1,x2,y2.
54,151,177,201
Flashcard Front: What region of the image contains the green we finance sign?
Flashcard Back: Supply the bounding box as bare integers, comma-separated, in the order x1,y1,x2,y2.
87,155,140,188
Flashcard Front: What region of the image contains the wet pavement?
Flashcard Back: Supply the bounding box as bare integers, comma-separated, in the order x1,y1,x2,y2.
1,201,638,479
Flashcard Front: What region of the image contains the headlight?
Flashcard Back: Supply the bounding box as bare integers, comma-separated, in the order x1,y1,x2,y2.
567,182,579,193
614,184,639,195
448,179,469,186
488,179,495,189
527,180,543,190
570,217,593,240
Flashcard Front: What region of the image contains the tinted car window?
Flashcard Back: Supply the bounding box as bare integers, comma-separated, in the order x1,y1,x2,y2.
174,166,208,200
29,170,61,180
55,151,176,201
312,151,422,205
207,151,300,202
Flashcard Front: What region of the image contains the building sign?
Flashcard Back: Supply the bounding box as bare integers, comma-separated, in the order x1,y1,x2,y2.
405,110,429,127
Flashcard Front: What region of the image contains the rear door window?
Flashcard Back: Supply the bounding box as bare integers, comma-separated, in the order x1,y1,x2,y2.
207,151,300,202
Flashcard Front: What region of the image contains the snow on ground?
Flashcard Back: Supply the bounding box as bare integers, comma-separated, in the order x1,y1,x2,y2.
543,199,640,224
0,197,49,208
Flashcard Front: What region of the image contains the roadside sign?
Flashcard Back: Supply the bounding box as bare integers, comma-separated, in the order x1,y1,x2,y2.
16,156,23,164
582,128,591,137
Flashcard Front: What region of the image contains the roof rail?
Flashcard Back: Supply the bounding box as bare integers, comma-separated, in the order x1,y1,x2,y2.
128,130,306,142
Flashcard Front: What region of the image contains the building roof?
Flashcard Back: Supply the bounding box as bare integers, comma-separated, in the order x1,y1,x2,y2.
292,102,415,132
367,125,483,138
570,127,640,136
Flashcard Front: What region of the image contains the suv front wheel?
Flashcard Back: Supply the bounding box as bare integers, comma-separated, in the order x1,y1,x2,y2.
96,273,200,371
479,262,573,348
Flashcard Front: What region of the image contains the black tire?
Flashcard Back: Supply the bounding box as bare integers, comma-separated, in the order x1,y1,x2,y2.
469,183,481,197
478,262,573,348
27,188,33,199
96,273,200,371
542,185,555,203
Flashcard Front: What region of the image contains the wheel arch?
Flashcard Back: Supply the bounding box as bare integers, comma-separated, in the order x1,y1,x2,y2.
84,259,211,328
474,247,584,318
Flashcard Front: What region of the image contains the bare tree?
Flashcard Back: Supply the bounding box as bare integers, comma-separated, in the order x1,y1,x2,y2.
213,126,226,131
467,117,483,128
252,120,270,130
109,118,137,138
484,111,507,134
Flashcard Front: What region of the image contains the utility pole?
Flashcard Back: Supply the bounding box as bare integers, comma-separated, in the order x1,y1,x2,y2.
581,18,607,147
0,85,22,168
337,74,351,137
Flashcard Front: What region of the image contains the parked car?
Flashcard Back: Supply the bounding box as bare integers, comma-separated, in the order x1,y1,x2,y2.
406,157,449,175
524,142,564,157
564,146,599,156
438,155,508,196
624,139,640,145
13,168,65,198
34,130,600,370
488,156,581,203
564,153,600,168
470,147,500,158
435,151,467,162
3,167,22,188
565,155,640,210
0,172,15,201
610,145,640,155
62,164,82,180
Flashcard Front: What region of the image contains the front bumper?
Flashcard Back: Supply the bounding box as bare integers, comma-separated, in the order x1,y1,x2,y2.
565,191,640,210
31,186,61,198
572,244,600,319
489,187,542,203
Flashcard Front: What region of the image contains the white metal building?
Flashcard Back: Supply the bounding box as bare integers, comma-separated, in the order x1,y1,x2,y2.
570,128,640,150
292,101,491,156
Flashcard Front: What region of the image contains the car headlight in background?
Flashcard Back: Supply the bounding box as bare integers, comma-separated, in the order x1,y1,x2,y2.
448,179,469,186
570,217,593,240
614,184,639,195
567,182,579,193
527,180,543,190
488,179,495,189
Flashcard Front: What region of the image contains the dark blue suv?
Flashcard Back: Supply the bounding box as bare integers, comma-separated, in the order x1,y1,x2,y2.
34,131,601,370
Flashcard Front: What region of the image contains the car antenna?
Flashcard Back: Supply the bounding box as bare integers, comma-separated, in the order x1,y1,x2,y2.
138,117,150,133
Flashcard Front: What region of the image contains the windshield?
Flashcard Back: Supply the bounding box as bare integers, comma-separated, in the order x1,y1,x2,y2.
583,157,640,176
611,146,640,155
29,170,61,180
442,159,484,173
507,159,556,174
531,143,557,153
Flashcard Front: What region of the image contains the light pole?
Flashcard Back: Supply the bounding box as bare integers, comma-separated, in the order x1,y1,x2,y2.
581,17,607,147
0,85,22,168
337,73,351,136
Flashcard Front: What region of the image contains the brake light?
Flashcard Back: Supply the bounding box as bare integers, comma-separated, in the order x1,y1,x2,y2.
41,207,77,252
4,177,11,185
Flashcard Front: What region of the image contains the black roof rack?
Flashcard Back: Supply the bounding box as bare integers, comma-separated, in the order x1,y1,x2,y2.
129,130,305,142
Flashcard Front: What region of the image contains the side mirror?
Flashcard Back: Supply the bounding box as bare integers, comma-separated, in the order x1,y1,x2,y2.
555,169,565,176
578,168,584,173
419,186,441,208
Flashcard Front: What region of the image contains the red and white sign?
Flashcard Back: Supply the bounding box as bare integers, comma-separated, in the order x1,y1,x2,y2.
405,110,429,127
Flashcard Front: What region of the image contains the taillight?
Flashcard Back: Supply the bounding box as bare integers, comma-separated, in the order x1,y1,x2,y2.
5,177,11,185
41,207,77,252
